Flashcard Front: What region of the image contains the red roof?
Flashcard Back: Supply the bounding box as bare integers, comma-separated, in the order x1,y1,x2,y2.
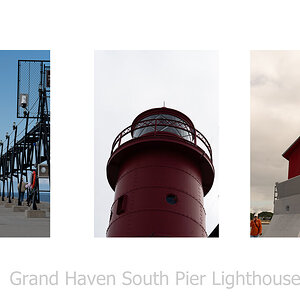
282,136,300,160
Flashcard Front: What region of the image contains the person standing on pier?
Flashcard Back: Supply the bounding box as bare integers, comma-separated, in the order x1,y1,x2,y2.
17,178,27,204
250,214,262,237
27,171,37,207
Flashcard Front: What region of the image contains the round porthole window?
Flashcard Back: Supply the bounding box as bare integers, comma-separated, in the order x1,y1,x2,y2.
166,194,177,205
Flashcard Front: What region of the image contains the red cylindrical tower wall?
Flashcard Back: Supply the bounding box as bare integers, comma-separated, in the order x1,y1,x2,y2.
282,136,300,179
288,146,300,179
107,144,206,237
106,107,214,237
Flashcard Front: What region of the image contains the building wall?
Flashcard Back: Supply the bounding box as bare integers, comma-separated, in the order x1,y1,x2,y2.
276,175,300,200
263,214,300,237
274,194,300,214
266,176,300,237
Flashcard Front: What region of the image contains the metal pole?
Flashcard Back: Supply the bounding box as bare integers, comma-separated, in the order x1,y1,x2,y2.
17,61,20,117
3,133,10,203
43,88,50,182
9,123,17,200
35,73,45,207
37,62,43,121
18,111,29,206
0,141,3,200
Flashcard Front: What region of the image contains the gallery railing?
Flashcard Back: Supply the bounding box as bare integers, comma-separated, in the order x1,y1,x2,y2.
111,118,213,162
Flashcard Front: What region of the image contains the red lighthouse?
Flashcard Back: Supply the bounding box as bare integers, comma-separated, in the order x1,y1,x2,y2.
106,107,215,237
282,136,300,179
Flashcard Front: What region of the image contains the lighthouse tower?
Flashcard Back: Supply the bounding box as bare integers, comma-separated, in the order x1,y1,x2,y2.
264,136,300,237
106,107,215,237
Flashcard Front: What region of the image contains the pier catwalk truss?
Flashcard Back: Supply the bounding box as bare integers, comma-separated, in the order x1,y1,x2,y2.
0,60,50,208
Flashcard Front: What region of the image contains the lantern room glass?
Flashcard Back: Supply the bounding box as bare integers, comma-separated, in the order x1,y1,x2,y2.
132,114,194,142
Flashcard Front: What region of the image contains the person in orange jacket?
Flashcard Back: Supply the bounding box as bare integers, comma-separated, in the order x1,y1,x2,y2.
250,214,262,237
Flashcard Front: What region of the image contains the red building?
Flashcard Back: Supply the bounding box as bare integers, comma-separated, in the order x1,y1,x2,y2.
106,107,215,237
282,136,300,179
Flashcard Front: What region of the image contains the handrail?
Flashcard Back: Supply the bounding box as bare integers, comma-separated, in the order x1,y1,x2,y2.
111,118,213,162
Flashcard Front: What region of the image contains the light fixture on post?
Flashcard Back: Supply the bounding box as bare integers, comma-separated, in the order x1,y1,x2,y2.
20,94,28,109
38,164,49,178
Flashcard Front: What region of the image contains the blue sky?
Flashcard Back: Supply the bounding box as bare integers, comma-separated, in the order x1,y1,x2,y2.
0,50,50,192
0,50,50,142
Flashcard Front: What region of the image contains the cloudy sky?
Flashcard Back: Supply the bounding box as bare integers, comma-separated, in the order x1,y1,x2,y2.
94,50,219,237
251,51,300,212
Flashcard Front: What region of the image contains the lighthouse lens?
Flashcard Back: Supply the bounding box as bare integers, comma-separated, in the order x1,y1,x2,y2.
133,114,193,141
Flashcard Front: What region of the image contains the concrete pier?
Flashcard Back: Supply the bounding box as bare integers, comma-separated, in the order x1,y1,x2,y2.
12,206,29,212
0,201,50,237
25,210,46,218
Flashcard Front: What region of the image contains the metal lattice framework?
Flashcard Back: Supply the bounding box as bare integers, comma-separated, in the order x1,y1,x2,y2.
0,60,50,207
111,118,213,162
17,60,50,119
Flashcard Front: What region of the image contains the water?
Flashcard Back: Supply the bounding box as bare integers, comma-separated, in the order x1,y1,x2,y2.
38,193,50,203
2,192,50,203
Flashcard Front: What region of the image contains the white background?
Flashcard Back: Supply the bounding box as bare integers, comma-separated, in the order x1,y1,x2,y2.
1,0,300,299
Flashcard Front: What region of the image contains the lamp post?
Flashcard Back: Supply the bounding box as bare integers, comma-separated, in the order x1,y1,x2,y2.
4,132,10,203
0,140,3,200
18,110,29,206
8,122,17,202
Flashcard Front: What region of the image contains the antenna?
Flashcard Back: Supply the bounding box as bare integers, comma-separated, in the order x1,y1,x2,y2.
163,101,166,107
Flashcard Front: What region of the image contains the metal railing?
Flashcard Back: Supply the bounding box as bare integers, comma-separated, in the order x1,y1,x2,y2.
111,118,213,162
